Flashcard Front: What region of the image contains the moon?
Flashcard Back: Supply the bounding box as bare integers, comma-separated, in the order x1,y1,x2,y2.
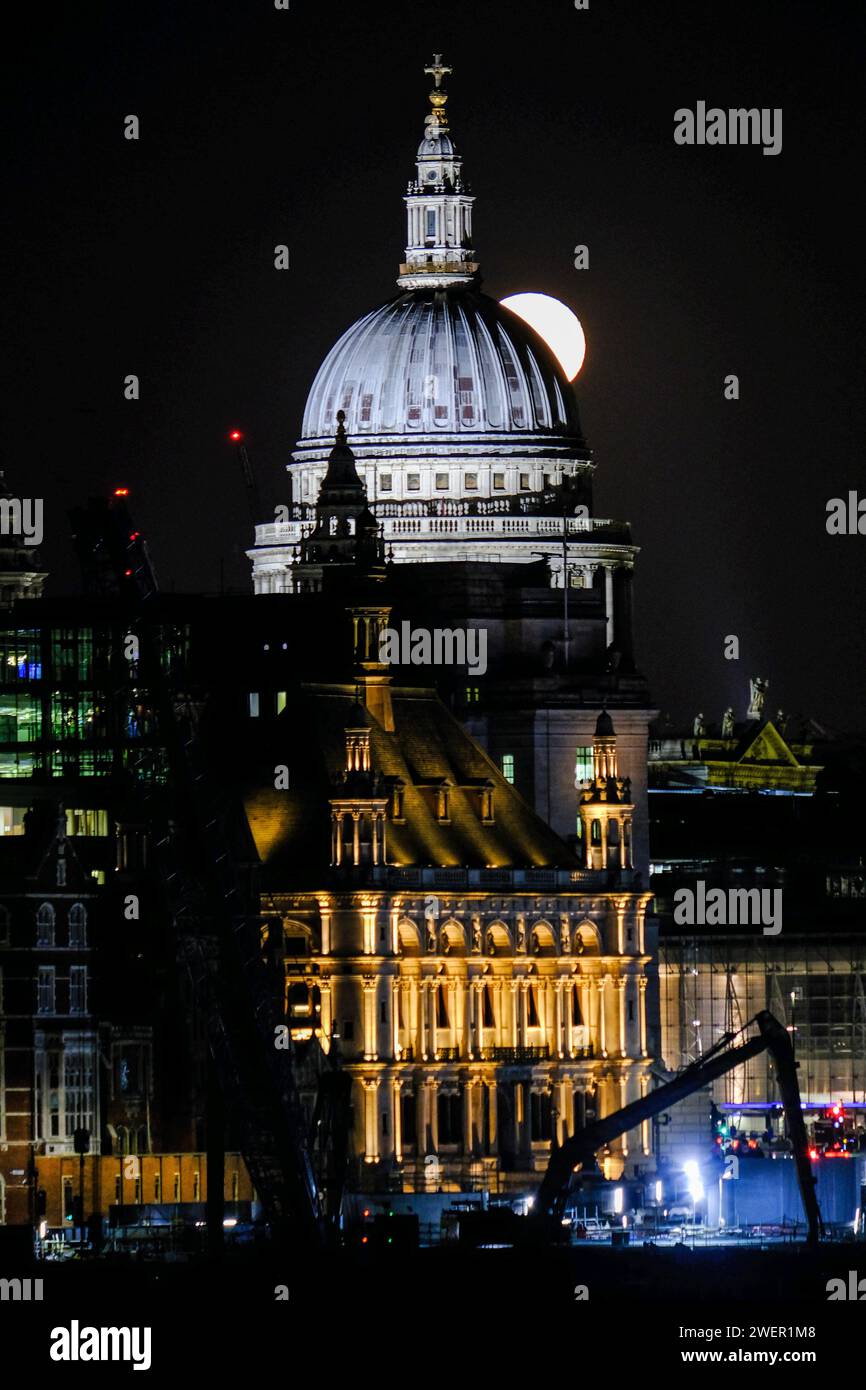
500,292,586,380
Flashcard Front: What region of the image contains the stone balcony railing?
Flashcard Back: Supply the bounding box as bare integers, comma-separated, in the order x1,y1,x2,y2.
398,260,480,278
252,501,631,550
396,1044,595,1064
374,864,637,891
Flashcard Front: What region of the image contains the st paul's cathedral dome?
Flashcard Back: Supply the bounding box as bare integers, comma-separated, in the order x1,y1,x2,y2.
250,55,634,592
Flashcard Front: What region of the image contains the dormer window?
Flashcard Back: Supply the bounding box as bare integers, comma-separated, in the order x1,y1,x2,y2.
436,784,451,823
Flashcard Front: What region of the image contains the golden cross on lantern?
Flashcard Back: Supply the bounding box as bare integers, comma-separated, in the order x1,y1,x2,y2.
424,54,452,89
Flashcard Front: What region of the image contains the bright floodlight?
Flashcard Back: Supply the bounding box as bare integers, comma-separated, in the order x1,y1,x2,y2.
500,292,586,380
683,1160,705,1202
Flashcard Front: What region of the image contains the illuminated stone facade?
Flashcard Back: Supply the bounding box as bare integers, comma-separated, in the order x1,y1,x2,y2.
243,611,656,1189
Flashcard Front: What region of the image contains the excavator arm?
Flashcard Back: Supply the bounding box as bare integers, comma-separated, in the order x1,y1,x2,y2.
535,1010,823,1245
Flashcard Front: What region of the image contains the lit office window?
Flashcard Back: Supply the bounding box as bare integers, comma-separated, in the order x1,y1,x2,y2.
575,745,593,783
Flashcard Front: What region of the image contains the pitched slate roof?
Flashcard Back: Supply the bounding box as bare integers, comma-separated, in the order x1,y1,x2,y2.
242,682,577,889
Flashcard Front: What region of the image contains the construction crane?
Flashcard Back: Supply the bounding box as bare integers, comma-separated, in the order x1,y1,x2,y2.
534,1010,823,1245
228,429,264,527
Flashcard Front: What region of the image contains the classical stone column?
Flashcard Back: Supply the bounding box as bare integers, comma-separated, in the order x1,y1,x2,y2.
428,1078,439,1152
319,977,332,1051
420,978,430,1061
473,978,484,1056
418,1079,430,1155
638,976,648,1058
554,978,564,1059
362,976,378,1061
392,1078,403,1163
640,1071,651,1155
320,904,332,956
390,978,399,1059
615,977,627,1058
543,978,555,1051
562,1078,575,1138
519,979,529,1046
413,978,422,1056
486,1080,498,1154
515,1080,527,1159
604,564,615,648
363,1077,380,1163
448,977,459,1054
463,976,473,1059
464,1079,478,1157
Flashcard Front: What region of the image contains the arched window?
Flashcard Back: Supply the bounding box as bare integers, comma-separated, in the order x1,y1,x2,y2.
68,902,87,948
36,903,56,946
590,819,602,846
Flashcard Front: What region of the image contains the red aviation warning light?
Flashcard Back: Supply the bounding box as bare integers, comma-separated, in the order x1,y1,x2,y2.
229,428,263,523
114,487,130,497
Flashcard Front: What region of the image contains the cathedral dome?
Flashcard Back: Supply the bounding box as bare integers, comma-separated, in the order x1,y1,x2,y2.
300,287,584,443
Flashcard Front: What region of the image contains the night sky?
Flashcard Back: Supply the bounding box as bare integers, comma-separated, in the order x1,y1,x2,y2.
7,0,865,729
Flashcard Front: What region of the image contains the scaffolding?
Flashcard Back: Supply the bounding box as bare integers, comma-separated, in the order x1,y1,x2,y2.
661,934,866,1109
